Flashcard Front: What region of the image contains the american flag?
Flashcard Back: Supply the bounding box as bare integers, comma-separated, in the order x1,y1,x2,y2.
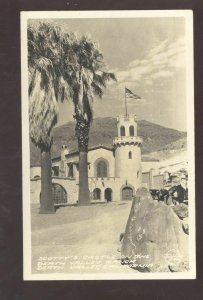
125,88,141,100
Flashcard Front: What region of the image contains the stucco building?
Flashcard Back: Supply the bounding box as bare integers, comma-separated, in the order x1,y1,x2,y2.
30,114,188,205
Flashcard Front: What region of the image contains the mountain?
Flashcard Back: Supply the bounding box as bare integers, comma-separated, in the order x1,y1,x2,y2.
30,117,187,165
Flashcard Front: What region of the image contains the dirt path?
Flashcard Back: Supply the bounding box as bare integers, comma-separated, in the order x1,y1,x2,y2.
31,202,135,274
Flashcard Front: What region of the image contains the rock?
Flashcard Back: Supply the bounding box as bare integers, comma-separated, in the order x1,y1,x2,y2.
121,187,189,272
182,217,189,235
168,257,189,272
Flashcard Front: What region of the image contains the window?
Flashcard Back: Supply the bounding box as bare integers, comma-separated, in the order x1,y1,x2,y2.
97,160,107,178
120,126,125,136
93,188,101,200
52,166,59,176
129,126,134,136
137,171,140,178
129,151,132,159
52,183,67,205
68,164,74,177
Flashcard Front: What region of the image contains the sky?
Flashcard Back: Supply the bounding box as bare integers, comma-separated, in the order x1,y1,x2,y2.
31,17,187,131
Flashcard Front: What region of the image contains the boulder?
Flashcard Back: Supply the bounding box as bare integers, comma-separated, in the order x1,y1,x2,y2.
121,187,189,272
182,217,189,235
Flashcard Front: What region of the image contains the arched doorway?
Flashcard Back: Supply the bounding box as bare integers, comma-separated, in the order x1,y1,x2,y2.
93,188,101,200
52,183,67,205
122,186,133,200
105,188,112,202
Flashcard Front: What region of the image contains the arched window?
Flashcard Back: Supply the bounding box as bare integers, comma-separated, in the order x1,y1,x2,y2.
129,126,134,136
129,151,132,159
97,160,107,178
93,188,101,200
120,126,125,136
52,183,68,205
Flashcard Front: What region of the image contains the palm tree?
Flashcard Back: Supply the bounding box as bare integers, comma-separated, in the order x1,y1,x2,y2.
28,23,116,209
28,23,67,213
61,34,116,205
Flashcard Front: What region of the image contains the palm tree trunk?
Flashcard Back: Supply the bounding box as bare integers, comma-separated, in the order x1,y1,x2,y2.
40,149,55,214
78,151,90,206
75,112,90,206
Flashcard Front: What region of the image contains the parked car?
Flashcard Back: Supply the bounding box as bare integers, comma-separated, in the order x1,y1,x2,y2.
149,189,160,200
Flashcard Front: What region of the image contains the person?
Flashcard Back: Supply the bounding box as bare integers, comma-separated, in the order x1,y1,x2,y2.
170,176,188,204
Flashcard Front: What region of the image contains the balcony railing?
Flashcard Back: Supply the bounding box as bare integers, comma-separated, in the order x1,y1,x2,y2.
113,136,142,145
117,114,136,122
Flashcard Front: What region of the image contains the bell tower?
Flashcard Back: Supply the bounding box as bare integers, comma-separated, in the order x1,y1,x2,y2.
113,114,142,197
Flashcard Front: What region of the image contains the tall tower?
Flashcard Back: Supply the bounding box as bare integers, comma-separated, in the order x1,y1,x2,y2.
113,114,142,200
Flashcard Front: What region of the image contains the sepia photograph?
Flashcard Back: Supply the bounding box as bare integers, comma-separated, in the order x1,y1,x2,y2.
21,10,195,280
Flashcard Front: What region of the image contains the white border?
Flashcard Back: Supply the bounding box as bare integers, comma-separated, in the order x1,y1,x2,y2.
21,10,195,280
21,12,32,279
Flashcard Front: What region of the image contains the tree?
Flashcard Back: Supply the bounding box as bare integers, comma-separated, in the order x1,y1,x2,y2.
61,34,116,205
28,23,66,213
28,23,116,209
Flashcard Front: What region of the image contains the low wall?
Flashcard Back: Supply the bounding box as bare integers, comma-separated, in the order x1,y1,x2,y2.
31,175,148,204
30,177,78,205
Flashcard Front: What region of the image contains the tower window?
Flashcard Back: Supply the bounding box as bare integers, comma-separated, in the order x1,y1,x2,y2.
120,126,125,136
137,171,139,178
129,151,132,159
129,126,134,136
97,160,107,177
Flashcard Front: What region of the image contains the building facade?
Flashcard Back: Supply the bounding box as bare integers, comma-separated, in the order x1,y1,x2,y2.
31,114,144,204
30,114,188,205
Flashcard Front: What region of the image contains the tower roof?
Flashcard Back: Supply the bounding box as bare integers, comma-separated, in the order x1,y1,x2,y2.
117,114,137,122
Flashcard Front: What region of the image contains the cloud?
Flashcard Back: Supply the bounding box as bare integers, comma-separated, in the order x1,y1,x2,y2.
150,70,173,80
116,36,186,87
147,39,168,58
127,98,147,106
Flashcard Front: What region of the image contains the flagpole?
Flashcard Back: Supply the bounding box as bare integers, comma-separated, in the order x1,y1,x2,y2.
125,87,127,116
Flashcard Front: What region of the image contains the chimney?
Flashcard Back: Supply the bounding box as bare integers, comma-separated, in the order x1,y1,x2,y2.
59,145,69,177
61,145,69,160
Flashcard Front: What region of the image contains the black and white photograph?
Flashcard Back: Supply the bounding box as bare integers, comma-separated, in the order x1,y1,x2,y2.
21,10,195,280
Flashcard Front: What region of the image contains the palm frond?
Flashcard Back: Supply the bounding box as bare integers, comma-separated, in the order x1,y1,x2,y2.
101,71,117,82
28,21,117,151
29,70,58,150
91,82,104,98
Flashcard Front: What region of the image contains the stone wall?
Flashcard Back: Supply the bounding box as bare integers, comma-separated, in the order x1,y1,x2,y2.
30,176,131,204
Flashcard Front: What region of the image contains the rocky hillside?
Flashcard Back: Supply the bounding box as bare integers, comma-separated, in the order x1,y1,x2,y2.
30,117,187,165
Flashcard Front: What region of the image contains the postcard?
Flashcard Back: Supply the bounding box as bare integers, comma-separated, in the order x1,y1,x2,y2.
21,10,195,280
